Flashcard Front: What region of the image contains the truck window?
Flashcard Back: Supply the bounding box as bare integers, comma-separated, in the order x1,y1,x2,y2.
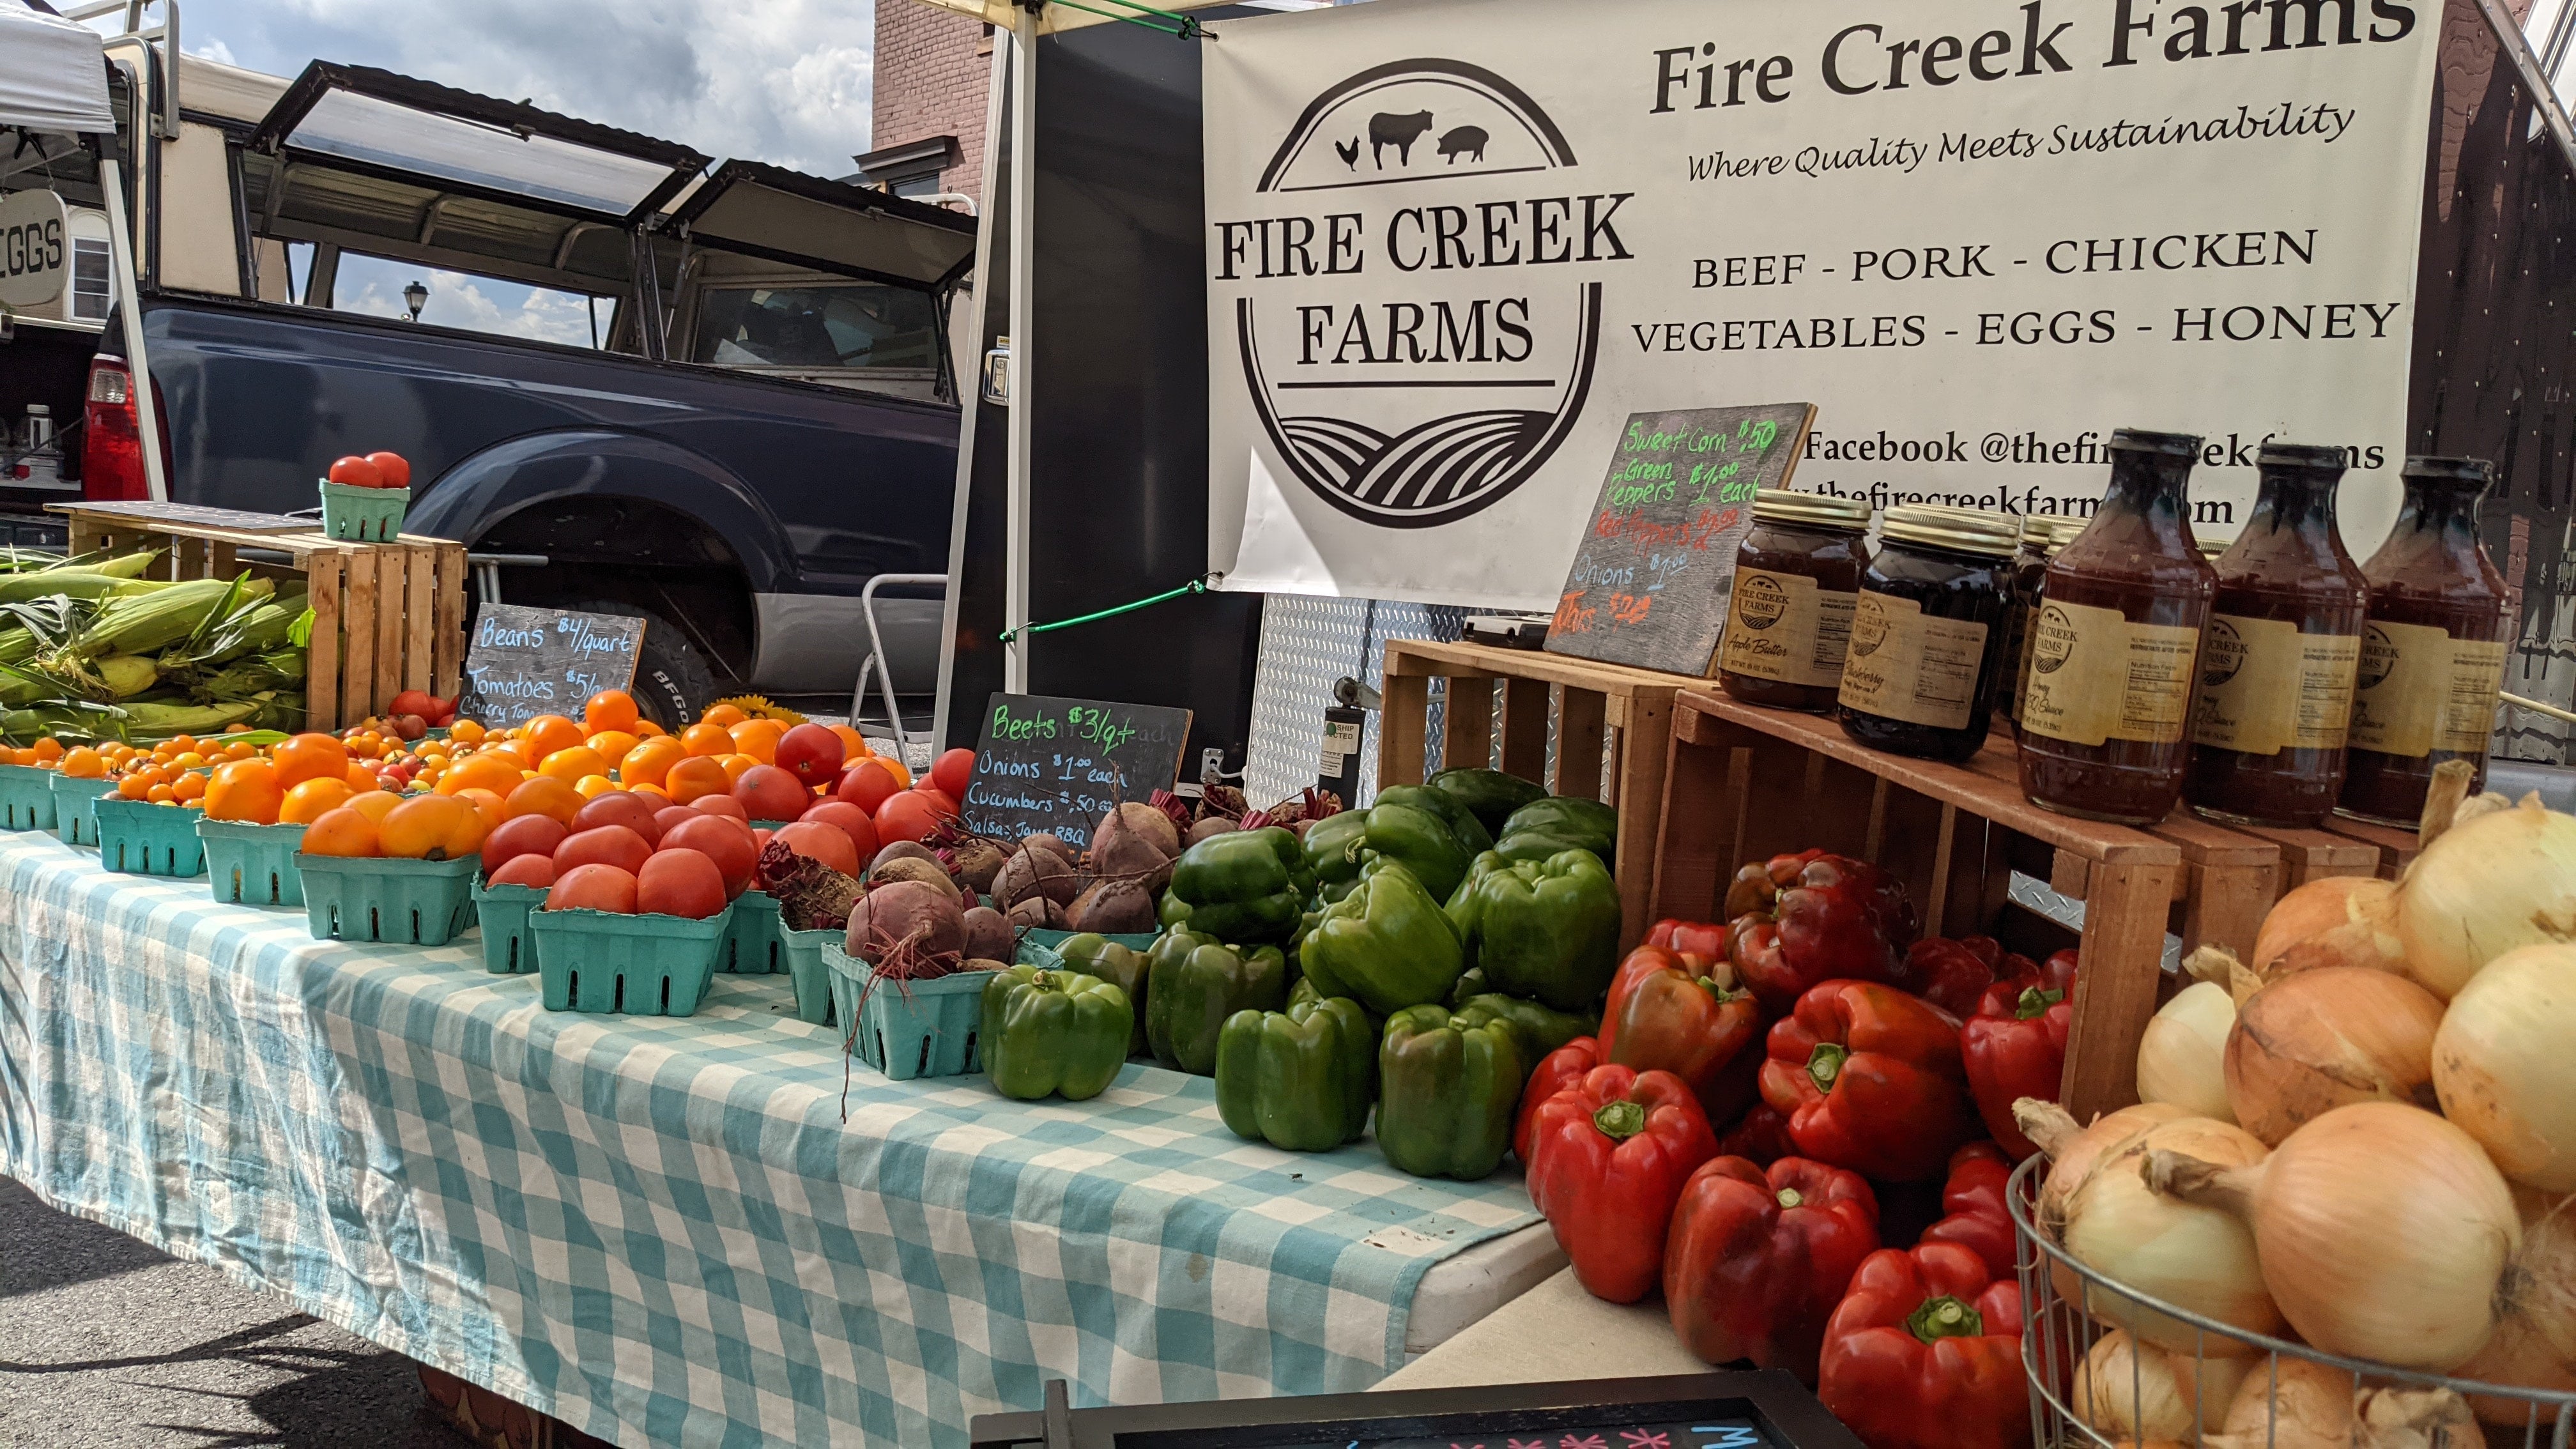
320,250,604,349
70,238,110,321
689,284,937,370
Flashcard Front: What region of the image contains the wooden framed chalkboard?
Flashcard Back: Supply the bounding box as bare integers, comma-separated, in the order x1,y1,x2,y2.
456,604,645,730
958,693,1194,851
1544,402,1818,677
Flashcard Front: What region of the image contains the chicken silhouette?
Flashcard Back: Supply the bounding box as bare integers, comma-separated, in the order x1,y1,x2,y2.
1334,137,1360,171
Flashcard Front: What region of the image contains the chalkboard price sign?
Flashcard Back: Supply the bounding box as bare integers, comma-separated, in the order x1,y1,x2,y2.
960,693,1194,850
457,604,645,729
1545,402,1818,677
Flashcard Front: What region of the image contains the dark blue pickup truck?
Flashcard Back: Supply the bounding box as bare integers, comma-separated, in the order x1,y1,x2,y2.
0,54,975,728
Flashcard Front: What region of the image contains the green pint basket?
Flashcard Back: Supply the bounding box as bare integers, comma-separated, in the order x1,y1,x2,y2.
719,889,782,974
318,479,410,542
198,819,307,907
530,905,731,1017
822,941,998,1081
296,853,479,947
778,924,840,1026
49,771,109,846
472,879,546,975
96,797,207,877
0,763,57,831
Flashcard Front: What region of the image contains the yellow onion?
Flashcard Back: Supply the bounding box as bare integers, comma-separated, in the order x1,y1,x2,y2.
2209,1359,2476,1449
2146,1102,2520,1371
2072,1330,2251,1439
2225,967,2444,1146
2433,944,2576,1192
2020,1100,2280,1353
2453,1190,2576,1424
2253,876,2407,977
2138,981,2239,1122
2396,796,2576,1000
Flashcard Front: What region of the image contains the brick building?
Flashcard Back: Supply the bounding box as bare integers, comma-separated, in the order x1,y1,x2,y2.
864,2,992,205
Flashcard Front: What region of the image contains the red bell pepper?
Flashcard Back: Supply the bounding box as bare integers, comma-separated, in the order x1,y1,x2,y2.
1663,1155,1882,1384
1818,1241,2030,1449
1759,979,1975,1182
1599,944,1765,1126
1724,849,1826,917
1727,854,1921,1011
1717,1103,1799,1165
1915,1141,2016,1280
1894,937,1999,1021
1524,1064,1721,1303
1514,1035,1600,1164
1959,948,2078,1160
1646,917,1731,963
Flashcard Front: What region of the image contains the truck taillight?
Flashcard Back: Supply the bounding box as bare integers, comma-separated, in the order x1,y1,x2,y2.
83,358,146,501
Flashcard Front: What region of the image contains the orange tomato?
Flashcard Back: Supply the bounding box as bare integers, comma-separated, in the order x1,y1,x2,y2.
584,730,640,767
718,753,759,785
633,719,666,738
171,751,206,770
146,784,177,804
583,689,640,735
380,794,479,860
503,776,585,826
455,787,508,829
663,755,730,806
341,761,376,791
61,747,105,778
826,724,869,762
700,703,748,729
728,717,786,764
279,778,354,825
299,806,382,858
538,746,609,785
520,714,585,762
871,753,913,791
618,735,685,788
223,740,258,762
440,753,524,797
117,775,151,800
204,760,285,824
272,733,350,790
30,737,64,762
679,723,733,758
573,774,617,800
447,719,487,746
170,772,207,804
345,790,402,825
629,782,670,803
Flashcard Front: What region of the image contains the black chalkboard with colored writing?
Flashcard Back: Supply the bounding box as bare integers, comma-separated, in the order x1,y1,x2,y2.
1545,403,1818,677
959,693,1194,850
456,604,645,730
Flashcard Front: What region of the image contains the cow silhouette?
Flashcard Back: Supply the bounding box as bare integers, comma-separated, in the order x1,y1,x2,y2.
1369,111,1436,168
1437,125,1489,164
1334,137,1360,171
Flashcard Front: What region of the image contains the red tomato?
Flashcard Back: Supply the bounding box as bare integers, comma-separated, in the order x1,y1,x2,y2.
545,863,638,914
487,854,558,889
836,760,900,815
693,793,747,820
637,848,726,919
652,804,702,839
775,723,846,789
754,827,774,849
733,763,811,824
551,824,652,877
365,451,411,489
573,790,663,845
390,689,434,719
772,820,861,878
480,813,569,875
326,455,384,488
661,814,756,898
875,790,948,844
798,799,878,863
915,787,960,820
931,747,975,800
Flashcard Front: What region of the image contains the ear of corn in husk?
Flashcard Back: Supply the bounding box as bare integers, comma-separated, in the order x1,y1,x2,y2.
94,655,158,700
59,576,269,661
0,571,167,604
117,698,263,738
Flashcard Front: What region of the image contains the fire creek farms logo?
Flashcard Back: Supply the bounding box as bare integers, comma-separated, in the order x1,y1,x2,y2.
1216,60,1630,528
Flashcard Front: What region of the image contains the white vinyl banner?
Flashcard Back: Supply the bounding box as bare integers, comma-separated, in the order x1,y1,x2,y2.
1204,0,2441,609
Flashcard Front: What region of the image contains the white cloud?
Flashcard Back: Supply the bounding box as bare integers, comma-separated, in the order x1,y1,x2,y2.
187,38,240,66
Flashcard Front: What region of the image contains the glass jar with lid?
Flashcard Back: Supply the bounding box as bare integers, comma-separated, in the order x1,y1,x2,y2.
2182,443,2369,827
1836,504,2020,762
1718,489,1875,712
2018,429,2217,824
2001,514,2085,736
2338,456,2513,827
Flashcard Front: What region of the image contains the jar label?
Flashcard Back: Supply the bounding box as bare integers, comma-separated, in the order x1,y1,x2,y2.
2020,599,2202,748
1837,592,1986,731
2189,615,2362,756
2349,622,2508,758
1721,570,1857,687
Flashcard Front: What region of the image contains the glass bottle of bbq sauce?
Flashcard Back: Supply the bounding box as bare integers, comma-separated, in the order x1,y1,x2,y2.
2002,514,2085,739
2182,443,2370,827
1718,489,1874,712
1835,504,2020,762
2018,429,2217,824
2337,456,2513,827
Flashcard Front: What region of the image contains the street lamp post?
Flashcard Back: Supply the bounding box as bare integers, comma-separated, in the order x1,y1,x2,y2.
403,280,427,321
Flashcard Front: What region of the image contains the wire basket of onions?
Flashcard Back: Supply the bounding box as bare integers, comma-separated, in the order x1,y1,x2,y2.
2009,1123,2576,1449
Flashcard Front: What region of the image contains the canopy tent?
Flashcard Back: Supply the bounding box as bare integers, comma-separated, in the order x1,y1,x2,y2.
0,1,114,135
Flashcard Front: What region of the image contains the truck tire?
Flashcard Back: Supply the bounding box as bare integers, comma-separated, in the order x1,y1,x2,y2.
563,597,717,729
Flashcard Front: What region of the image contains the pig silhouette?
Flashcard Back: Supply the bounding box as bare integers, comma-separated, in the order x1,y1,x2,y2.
1437,125,1489,164
1369,111,1436,168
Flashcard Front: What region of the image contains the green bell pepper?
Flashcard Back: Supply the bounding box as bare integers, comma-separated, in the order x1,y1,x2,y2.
1163,827,1312,943
1215,995,1377,1151
981,965,1133,1102
1453,992,1598,1068
1144,928,1289,1075
1374,783,1494,855
1299,859,1463,1016
1377,1004,1525,1180
1426,767,1547,838
1054,933,1150,1056
1447,848,1622,1013
1494,795,1618,868
1303,810,1372,905
1358,799,1476,902
1291,972,1382,1034
1446,966,1490,1004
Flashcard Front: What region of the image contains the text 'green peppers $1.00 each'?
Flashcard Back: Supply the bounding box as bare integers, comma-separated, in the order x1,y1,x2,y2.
1160,826,1312,942
1214,994,1377,1152
1446,848,1623,1013
1377,1004,1526,1181
1298,859,1464,1017
980,965,1133,1103
1144,927,1288,1075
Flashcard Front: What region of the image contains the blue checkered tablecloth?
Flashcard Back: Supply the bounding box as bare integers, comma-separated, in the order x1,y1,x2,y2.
0,831,1540,1447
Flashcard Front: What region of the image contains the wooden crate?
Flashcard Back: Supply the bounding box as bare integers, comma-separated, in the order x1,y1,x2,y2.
52,505,466,731
1648,689,2323,1121
1377,638,1696,949
2319,814,2423,878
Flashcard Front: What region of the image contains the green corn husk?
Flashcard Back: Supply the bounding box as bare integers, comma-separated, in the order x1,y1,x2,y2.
0,629,31,668
120,698,261,738
247,691,305,732
187,589,307,668
95,655,159,700
190,648,306,702
105,578,178,598
63,577,269,662
1,703,119,743
0,572,162,605
71,551,162,580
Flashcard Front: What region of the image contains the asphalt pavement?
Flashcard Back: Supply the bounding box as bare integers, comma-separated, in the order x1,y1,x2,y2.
0,1174,468,1448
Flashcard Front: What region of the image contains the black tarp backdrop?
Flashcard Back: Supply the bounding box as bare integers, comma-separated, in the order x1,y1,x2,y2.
944,12,1266,776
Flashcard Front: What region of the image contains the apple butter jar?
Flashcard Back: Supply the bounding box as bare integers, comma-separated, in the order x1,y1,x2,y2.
2018,429,2216,824
1835,504,2020,762
2182,443,2369,827
1718,489,1874,712
2338,456,2513,827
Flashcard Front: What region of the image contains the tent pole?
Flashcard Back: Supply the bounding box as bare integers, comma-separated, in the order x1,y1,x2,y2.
1002,8,1038,694
96,153,168,503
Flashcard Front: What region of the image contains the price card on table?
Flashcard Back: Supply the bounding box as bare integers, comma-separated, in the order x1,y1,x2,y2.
1544,403,1817,677
456,604,643,730
960,693,1193,850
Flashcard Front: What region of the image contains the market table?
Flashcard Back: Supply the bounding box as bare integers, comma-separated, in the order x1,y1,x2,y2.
0,831,1544,1448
